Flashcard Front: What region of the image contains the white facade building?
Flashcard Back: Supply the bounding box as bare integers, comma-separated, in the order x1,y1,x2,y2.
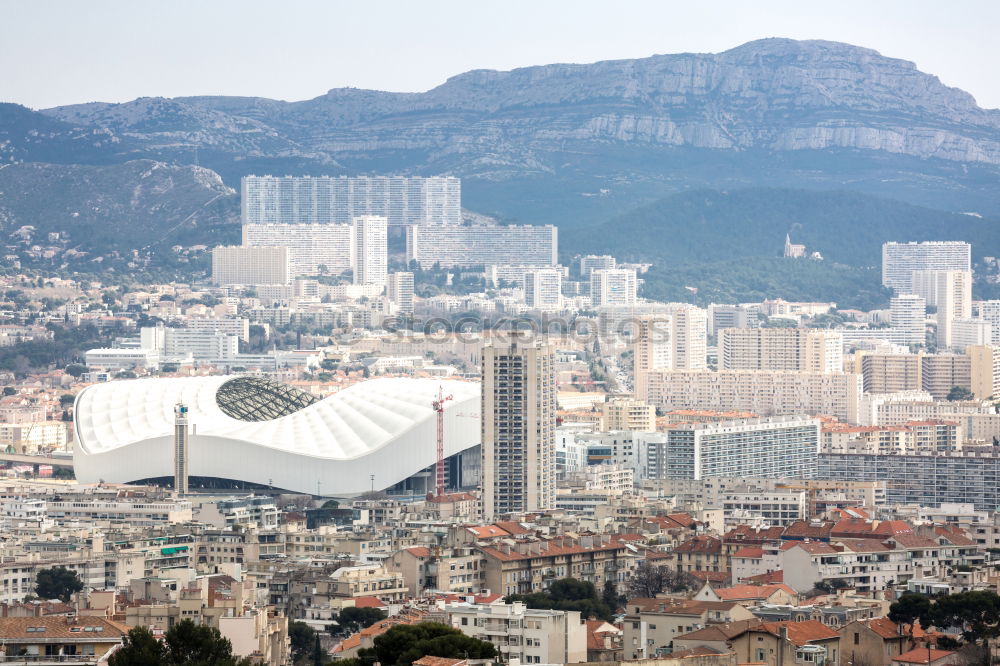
719,328,843,373
523,269,563,311
242,223,354,277
353,216,388,287
889,294,927,345
212,246,291,286
911,270,973,348
241,175,460,226
590,269,637,307
386,272,415,315
882,241,971,292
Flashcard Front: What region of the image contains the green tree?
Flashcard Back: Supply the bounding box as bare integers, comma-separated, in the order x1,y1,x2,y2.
110,620,254,666
65,363,88,377
928,591,1000,654
59,393,75,407
359,622,496,666
947,386,976,401
506,577,614,621
321,499,340,509
336,606,386,634
35,566,83,602
289,621,316,665
2,386,15,396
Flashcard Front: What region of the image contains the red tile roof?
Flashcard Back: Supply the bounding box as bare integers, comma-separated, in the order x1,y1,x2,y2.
674,536,722,553
756,620,839,645
893,648,955,664
714,584,796,602
732,547,764,558
352,596,388,609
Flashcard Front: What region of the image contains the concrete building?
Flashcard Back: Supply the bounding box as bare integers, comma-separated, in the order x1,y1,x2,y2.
719,328,843,373
579,255,616,277
242,223,354,277
631,309,708,397
911,270,972,347
889,294,927,345
658,416,820,480
448,601,586,665
978,300,1000,344
185,318,251,343
952,318,993,348
353,216,388,287
601,397,656,432
968,345,1000,400
386,272,415,315
921,354,972,400
522,269,562,311
643,370,863,423
881,241,971,292
590,269,637,307
84,347,160,370
241,175,460,226
406,225,557,269
212,246,291,287
708,304,755,337
481,339,556,519
854,352,923,394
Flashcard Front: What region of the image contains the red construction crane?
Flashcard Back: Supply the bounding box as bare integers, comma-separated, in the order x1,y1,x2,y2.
431,386,453,498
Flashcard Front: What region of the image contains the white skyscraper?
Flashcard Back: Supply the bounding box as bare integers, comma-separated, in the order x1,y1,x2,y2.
881,241,971,292
386,272,415,315
911,270,972,348
523,269,563,311
632,307,708,397
241,175,461,226
890,294,927,345
242,223,354,277
353,216,388,287
590,269,637,307
211,246,291,286
406,225,558,268
481,338,556,520
719,328,844,373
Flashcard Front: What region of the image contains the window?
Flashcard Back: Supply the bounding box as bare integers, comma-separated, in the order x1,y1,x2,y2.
854,633,859,645
461,617,468,626
756,649,766,661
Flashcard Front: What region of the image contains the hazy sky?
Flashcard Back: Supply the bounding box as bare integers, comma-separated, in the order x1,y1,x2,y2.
4,0,1000,110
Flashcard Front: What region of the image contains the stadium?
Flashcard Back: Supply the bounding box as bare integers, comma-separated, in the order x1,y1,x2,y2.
73,376,482,495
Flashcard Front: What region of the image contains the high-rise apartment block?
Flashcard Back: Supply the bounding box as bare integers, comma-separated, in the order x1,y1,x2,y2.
718,328,843,373
406,225,558,269
881,241,971,292
579,255,616,277
211,246,290,286
522,269,563,311
658,416,820,480
353,216,388,287
952,319,993,348
642,370,863,423
241,175,461,226
968,345,1000,400
889,294,927,345
631,309,708,398
707,304,754,337
481,339,556,520
977,301,1000,344
242,223,354,277
590,269,637,307
911,270,972,348
386,272,415,315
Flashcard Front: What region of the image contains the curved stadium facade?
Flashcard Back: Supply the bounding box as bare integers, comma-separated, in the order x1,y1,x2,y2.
73,376,481,495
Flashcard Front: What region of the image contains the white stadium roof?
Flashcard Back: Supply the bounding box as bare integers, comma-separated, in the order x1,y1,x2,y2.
73,376,481,495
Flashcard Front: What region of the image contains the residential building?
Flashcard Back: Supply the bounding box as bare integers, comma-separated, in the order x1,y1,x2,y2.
406,225,557,269
448,602,586,665
211,246,290,286
632,309,708,397
911,270,972,347
481,339,556,519
241,175,461,226
643,370,863,423
728,620,841,666
968,344,1000,399
920,354,972,399
890,294,927,345
952,318,993,348
590,269,637,307
386,272,415,315
719,328,843,373
622,596,754,659
819,451,1000,510
855,352,923,393
522,269,562,311
658,416,820,480
708,304,754,337
353,216,388,287
978,300,1000,344
881,241,971,292
0,616,129,664
579,255,616,277
601,397,656,432
242,223,354,277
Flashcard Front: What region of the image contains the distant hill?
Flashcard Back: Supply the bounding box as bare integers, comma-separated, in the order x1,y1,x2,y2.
563,188,1000,267
0,160,239,268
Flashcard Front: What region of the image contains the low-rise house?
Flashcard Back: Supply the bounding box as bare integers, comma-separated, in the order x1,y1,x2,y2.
728,620,841,666
0,616,128,664
839,618,913,665
622,597,754,659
